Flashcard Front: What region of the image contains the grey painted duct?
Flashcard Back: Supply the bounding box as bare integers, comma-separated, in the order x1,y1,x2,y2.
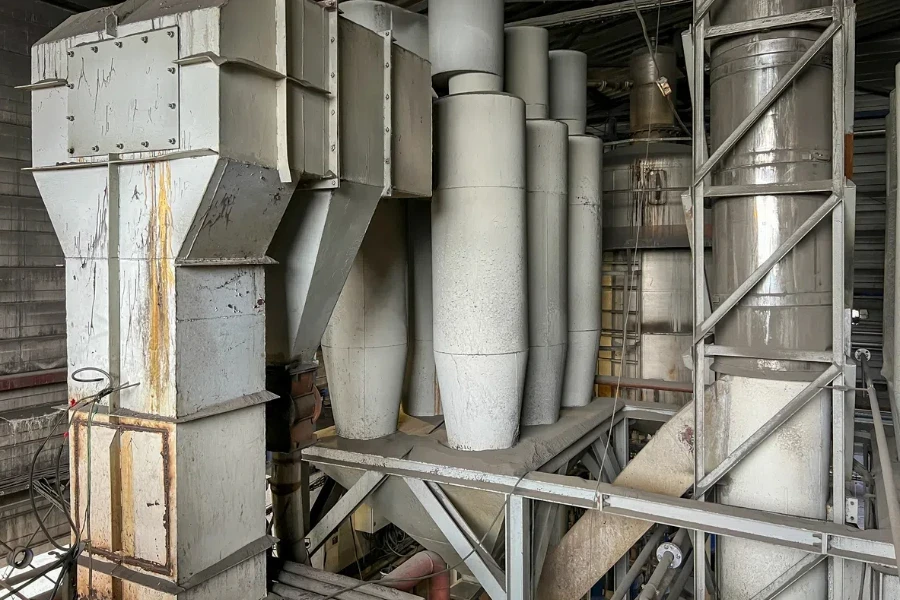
429,0,504,89
505,26,550,119
549,50,588,135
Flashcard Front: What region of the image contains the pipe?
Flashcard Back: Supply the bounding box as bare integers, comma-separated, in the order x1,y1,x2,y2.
637,529,689,600
610,527,667,600
857,350,900,574
595,375,693,394
666,549,693,600
381,551,450,600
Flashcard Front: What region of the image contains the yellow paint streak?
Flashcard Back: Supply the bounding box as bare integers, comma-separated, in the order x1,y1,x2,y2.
146,162,174,415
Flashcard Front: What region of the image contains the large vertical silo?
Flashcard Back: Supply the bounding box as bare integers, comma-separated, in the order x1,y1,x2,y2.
549,50,603,408
430,0,529,450
708,1,833,597
600,47,693,406
506,26,570,426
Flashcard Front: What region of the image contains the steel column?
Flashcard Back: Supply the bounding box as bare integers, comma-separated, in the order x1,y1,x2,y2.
506,495,532,600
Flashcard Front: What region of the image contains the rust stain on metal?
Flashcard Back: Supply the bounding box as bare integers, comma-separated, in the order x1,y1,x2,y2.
145,162,175,414
678,424,694,452
70,412,175,579
120,431,136,557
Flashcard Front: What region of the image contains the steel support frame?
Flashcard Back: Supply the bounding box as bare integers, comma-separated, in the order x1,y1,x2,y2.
688,2,855,600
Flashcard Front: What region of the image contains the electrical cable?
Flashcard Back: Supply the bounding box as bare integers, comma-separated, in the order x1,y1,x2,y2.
2,367,138,599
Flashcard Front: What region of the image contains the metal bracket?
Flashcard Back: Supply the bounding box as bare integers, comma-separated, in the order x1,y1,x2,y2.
382,30,393,197
304,470,386,555
405,478,507,600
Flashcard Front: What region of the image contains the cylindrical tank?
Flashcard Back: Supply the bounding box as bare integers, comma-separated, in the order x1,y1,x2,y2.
522,119,569,425
549,50,588,135
405,201,441,417
710,17,832,381
505,27,550,120
629,46,679,136
432,92,528,450
561,134,602,407
600,141,693,405
429,0,504,90
709,1,832,598
322,199,408,439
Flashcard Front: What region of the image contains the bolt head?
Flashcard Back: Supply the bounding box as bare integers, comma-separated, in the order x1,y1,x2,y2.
167,31,175,38
141,141,149,147
142,36,148,43
169,138,177,145
115,42,122,48
168,67,176,74
67,148,74,154
91,146,99,152
67,51,74,57
169,103,176,109
116,144,124,149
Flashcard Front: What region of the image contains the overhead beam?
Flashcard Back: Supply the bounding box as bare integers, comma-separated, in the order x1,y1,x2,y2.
508,0,689,27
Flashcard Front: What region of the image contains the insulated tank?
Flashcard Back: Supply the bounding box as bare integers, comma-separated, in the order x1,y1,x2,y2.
521,119,569,425
708,0,832,598
598,46,693,404
600,46,693,406
561,134,603,407
505,26,550,119
322,199,408,439
432,92,528,450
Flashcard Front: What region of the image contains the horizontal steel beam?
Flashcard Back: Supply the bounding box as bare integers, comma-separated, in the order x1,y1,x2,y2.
696,193,840,342
705,345,834,364
695,364,841,497
704,179,835,198
596,375,693,394
706,7,833,39
302,445,897,568
694,22,840,185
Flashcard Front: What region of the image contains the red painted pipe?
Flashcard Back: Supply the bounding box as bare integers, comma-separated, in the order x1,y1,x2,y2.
381,551,450,600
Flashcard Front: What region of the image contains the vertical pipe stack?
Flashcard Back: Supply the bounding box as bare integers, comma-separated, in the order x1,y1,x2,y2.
549,50,603,408
431,0,528,450
709,0,832,597
322,200,409,439
506,27,569,426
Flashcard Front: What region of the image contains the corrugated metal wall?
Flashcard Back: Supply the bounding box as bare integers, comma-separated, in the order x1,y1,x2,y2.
0,0,72,555
0,0,68,380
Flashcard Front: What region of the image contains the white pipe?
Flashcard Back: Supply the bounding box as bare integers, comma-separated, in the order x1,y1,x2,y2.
429,0,504,89
561,135,602,407
505,26,550,119
549,50,588,135
432,92,528,450
522,119,569,425
322,199,408,439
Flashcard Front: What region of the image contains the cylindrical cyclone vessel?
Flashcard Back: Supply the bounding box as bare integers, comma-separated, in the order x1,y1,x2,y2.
561,135,602,407
432,92,528,451
549,50,588,135
405,201,441,417
322,199,408,439
629,46,679,136
600,142,693,405
429,0,504,90
710,15,832,381
505,27,550,119
709,1,832,598
522,119,569,425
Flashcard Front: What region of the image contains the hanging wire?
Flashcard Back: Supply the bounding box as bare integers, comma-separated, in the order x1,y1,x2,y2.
0,368,138,600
